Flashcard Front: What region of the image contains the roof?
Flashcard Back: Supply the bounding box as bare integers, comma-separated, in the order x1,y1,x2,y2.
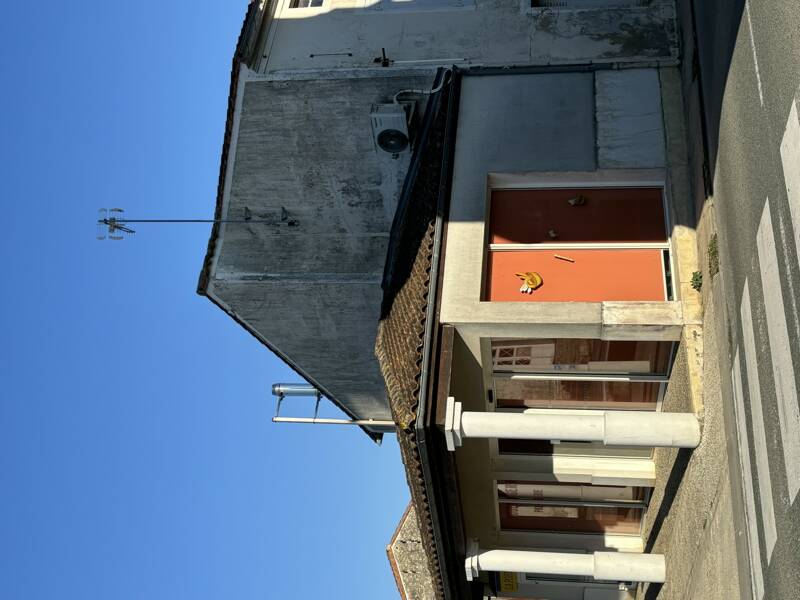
195,1,392,441
198,0,263,296
374,69,453,600
387,504,437,600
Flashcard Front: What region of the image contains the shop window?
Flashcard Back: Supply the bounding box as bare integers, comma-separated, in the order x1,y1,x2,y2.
490,338,672,411
491,339,672,374
497,480,646,535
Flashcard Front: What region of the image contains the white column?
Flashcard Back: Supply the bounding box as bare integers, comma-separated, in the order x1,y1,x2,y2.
464,541,666,584
444,397,700,450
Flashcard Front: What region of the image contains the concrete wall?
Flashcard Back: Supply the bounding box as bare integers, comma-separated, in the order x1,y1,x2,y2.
444,68,685,555
207,71,437,420
451,330,498,547
258,0,678,73
440,70,682,364
208,1,682,425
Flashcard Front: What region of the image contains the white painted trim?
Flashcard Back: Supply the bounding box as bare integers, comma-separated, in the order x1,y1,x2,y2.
496,530,645,553
757,200,800,503
662,184,677,300
496,372,669,383
492,460,656,487
487,169,666,190
489,242,670,251
745,0,765,107
731,350,765,600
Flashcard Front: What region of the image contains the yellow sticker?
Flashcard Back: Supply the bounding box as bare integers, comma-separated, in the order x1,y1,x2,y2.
499,572,518,592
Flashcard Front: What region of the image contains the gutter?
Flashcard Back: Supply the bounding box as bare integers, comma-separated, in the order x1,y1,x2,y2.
414,66,461,600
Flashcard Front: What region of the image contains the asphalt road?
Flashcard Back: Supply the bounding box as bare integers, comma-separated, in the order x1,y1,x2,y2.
695,1,800,599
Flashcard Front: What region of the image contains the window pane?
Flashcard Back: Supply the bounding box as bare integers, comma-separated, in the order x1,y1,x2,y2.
497,481,645,534
494,377,660,410
497,480,645,502
499,503,643,534
491,339,672,375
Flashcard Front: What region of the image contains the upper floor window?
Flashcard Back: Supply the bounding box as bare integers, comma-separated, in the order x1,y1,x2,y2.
289,0,324,7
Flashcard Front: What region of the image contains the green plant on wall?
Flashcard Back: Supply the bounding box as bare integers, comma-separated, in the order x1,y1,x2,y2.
691,270,703,291
708,233,719,276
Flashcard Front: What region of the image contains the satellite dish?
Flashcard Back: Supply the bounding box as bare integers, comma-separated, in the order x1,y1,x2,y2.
377,129,409,153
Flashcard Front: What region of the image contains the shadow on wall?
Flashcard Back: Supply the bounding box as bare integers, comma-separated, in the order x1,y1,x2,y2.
257,0,678,73
379,69,451,320
676,0,746,209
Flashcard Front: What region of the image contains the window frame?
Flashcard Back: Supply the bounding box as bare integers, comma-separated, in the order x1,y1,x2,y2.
492,478,652,539
279,0,330,18
482,338,675,464
481,177,675,303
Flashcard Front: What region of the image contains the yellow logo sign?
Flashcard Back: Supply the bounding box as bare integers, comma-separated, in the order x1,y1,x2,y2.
499,571,518,592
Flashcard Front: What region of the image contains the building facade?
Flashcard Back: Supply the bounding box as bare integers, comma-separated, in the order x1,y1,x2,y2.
375,63,703,599
199,0,682,440
201,1,704,598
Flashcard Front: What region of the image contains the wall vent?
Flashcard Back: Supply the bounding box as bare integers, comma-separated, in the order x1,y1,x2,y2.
531,0,651,8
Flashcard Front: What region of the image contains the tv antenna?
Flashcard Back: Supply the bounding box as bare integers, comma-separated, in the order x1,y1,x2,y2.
96,207,298,240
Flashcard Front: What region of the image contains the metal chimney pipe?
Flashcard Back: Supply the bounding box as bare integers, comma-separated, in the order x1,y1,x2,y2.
271,383,319,397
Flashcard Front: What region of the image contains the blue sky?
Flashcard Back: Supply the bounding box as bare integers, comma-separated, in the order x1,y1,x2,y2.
0,3,409,598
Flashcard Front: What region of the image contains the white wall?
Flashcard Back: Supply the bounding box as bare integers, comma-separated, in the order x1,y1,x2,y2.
259,0,678,72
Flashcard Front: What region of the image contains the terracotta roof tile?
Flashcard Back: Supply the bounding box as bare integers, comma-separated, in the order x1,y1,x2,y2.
375,73,451,600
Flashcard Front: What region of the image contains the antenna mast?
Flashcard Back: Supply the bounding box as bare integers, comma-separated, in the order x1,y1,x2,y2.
271,383,395,429
96,207,298,240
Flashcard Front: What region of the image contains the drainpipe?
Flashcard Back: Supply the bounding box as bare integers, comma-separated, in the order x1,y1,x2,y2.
444,397,700,451
464,541,666,584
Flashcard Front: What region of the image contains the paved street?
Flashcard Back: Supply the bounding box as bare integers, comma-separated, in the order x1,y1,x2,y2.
694,1,800,598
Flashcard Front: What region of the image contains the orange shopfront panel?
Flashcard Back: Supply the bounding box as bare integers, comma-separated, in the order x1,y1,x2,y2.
489,187,666,244
485,248,666,302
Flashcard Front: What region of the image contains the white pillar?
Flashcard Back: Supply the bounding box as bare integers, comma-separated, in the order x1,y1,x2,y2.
464,541,666,584
444,397,700,450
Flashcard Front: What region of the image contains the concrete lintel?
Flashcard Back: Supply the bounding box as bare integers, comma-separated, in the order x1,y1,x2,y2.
454,318,604,366
492,456,656,488
487,168,665,190
445,302,603,328
497,530,645,554
601,301,683,341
